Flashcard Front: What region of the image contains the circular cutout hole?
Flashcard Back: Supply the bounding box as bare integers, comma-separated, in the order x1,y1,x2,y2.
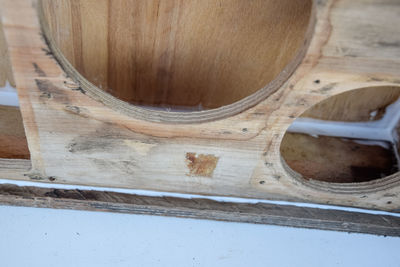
39,0,313,121
280,86,400,183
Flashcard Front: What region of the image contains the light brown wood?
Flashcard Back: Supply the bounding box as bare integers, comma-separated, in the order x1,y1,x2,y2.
39,0,313,112
0,0,400,234
301,86,400,122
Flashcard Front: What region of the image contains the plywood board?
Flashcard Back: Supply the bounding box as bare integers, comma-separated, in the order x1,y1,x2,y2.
0,0,399,235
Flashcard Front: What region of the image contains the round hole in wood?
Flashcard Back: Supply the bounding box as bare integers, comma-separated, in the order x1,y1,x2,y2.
280,86,400,186
38,0,314,123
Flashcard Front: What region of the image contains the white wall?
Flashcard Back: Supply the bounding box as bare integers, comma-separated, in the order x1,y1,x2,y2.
0,205,399,267
0,81,18,107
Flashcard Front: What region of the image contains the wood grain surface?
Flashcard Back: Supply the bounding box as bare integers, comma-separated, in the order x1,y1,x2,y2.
39,0,313,110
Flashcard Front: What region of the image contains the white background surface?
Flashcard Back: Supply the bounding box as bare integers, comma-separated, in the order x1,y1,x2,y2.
0,82,19,107
0,205,399,267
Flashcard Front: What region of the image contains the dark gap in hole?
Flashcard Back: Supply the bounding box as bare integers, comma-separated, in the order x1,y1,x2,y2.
281,133,398,183
0,105,30,160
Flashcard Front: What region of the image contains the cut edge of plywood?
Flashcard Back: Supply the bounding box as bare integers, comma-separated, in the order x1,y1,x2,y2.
0,182,399,236
1,177,400,216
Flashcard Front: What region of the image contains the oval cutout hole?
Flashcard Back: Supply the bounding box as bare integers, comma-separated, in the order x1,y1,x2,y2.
39,0,313,115
280,86,400,183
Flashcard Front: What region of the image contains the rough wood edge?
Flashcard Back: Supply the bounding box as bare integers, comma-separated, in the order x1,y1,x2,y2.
0,183,399,236
37,0,316,124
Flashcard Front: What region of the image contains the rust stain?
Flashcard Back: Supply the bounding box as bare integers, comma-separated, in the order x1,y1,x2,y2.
185,152,219,177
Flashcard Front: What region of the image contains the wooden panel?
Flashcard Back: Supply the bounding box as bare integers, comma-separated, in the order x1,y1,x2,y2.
39,0,313,109
0,0,400,236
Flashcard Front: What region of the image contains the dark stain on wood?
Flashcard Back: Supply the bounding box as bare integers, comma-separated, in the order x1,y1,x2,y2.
64,105,89,118
91,158,138,175
35,79,52,99
71,87,86,94
377,41,400,48
32,62,46,77
311,82,337,94
25,173,44,181
34,79,70,103
41,47,53,56
68,137,118,154
25,173,57,182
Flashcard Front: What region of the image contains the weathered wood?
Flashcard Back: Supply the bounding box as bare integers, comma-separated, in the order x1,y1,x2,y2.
1,0,400,209
0,183,399,237
0,0,399,235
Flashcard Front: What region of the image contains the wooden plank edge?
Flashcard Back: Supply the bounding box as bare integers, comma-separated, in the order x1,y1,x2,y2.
0,183,399,237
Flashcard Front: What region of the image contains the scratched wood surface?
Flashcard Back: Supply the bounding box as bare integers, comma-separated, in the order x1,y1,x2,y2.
0,0,399,221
